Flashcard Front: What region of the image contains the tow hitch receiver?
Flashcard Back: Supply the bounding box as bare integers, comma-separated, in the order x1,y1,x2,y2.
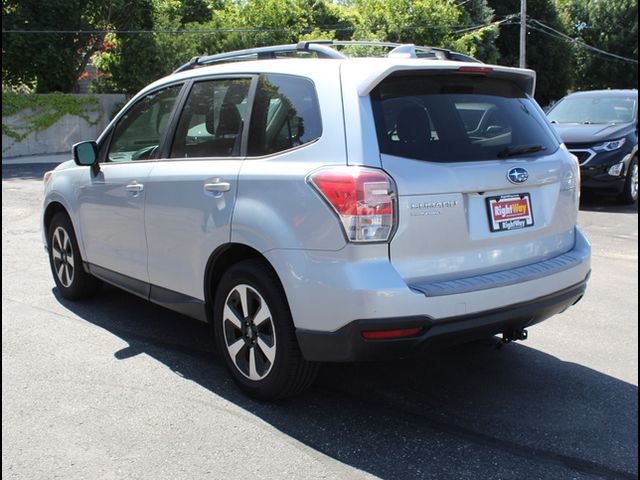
498,328,528,348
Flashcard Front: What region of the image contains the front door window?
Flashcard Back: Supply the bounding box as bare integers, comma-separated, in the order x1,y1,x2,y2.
108,85,182,162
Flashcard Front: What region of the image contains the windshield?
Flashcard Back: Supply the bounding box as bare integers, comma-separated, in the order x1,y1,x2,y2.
371,74,558,163
548,95,637,124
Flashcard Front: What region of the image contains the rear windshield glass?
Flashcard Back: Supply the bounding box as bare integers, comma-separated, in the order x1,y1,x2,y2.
371,74,559,162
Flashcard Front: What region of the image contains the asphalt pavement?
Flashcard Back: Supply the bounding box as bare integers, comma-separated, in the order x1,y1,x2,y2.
2,162,638,480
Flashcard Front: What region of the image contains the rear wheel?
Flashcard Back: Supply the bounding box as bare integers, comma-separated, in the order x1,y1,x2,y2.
213,259,319,400
48,213,101,300
618,157,638,205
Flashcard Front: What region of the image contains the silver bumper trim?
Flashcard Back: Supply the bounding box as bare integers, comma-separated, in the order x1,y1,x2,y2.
410,250,585,297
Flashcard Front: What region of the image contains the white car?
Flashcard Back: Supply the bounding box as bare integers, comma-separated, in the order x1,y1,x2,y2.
42,41,591,399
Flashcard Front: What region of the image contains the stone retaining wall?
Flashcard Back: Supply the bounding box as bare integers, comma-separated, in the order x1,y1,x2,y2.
2,94,126,158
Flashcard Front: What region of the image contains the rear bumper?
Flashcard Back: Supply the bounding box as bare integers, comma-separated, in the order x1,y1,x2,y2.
297,276,588,362
266,228,590,350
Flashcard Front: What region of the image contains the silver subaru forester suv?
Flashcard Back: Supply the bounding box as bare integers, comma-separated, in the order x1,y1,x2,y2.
42,41,591,400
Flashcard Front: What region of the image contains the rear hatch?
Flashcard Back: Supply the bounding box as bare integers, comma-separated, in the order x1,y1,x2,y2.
369,71,578,284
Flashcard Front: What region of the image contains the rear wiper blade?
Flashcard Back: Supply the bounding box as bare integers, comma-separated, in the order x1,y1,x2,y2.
497,144,547,159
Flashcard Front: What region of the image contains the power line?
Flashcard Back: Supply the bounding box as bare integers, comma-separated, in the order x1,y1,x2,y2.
527,25,638,65
4,16,635,65
2,24,501,35
527,18,638,64
0,15,523,36
452,15,518,35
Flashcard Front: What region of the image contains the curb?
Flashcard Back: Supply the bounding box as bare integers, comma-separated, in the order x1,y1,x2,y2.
2,153,71,166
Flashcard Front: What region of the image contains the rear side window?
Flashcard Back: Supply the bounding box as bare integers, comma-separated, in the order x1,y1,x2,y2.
248,74,322,156
371,75,558,162
170,78,251,158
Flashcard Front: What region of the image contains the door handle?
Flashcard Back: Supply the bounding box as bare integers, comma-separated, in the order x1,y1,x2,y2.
204,181,231,193
125,182,144,193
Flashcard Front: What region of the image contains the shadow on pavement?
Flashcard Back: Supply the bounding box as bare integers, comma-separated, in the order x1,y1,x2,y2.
54,285,638,480
2,163,60,181
580,192,639,214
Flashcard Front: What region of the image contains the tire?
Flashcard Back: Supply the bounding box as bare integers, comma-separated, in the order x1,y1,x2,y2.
48,212,102,300
213,259,319,400
618,157,638,205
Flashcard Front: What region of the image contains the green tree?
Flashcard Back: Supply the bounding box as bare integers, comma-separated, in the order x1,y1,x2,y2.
487,0,574,106
214,0,358,52
106,1,161,94
92,0,210,93
352,0,499,62
456,0,500,63
355,0,461,47
302,0,358,40
180,0,213,25
153,5,234,76
2,0,119,92
555,0,638,91
228,0,308,48
2,0,169,93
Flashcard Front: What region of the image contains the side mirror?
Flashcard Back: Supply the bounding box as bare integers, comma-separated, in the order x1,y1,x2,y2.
72,141,100,176
72,141,98,166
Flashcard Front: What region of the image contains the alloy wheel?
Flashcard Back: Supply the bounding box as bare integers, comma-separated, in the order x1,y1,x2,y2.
51,226,75,287
222,284,276,381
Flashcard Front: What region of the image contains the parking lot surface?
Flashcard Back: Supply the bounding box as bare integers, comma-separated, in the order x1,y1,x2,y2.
2,163,638,480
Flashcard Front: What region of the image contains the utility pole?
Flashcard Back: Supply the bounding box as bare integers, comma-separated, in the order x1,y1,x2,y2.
519,0,527,68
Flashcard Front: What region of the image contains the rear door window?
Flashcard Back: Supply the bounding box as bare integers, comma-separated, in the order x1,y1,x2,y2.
371,75,558,162
170,78,251,158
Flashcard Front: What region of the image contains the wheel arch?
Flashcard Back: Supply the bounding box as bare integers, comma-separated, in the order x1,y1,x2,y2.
624,140,638,170
43,201,71,248
203,243,288,324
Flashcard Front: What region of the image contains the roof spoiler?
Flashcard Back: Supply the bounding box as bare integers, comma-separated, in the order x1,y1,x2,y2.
357,65,537,97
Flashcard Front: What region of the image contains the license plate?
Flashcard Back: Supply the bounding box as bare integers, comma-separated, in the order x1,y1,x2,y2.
486,193,534,232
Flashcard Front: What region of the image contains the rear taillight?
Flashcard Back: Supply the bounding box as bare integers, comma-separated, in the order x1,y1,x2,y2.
308,167,396,242
564,151,581,206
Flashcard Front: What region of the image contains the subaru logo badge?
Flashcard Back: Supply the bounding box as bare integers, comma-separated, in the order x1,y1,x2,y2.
507,167,529,184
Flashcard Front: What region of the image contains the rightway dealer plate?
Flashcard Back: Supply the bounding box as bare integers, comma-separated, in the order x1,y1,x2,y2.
486,193,534,232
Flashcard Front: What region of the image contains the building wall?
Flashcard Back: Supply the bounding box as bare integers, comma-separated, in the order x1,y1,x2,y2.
2,94,126,158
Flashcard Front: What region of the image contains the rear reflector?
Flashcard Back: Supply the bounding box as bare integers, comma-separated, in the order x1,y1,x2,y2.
308,166,396,242
457,66,494,74
361,327,423,340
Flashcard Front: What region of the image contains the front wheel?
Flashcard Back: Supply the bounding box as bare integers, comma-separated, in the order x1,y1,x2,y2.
213,259,319,400
618,157,638,205
48,212,101,300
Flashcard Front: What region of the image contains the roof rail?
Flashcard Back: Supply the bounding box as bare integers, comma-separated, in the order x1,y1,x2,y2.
174,40,481,73
300,40,481,63
174,43,345,73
